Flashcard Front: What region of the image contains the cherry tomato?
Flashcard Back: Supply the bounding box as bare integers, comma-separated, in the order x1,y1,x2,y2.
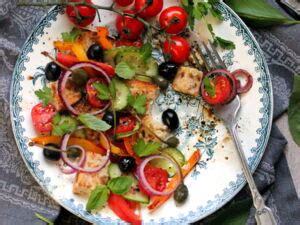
115,39,143,47
116,10,145,41
116,116,136,133
159,6,188,34
163,36,190,64
66,0,96,27
108,194,141,225
31,103,56,133
135,0,163,19
115,0,134,7
139,165,168,196
86,77,108,108
202,75,232,105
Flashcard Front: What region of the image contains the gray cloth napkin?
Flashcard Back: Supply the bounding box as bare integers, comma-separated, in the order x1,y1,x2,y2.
0,1,299,225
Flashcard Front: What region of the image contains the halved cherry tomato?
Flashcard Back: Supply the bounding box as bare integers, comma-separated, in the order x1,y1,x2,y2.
108,193,141,225
31,103,56,133
86,77,108,108
163,36,190,64
116,116,136,134
116,10,145,41
135,0,163,19
138,165,169,196
115,39,143,48
159,6,188,34
115,0,134,7
202,75,232,105
66,0,96,27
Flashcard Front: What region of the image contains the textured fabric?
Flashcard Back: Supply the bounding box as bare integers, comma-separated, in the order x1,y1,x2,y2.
0,1,299,225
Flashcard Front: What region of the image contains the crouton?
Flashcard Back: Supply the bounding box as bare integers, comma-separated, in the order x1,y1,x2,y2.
139,115,169,142
172,67,203,96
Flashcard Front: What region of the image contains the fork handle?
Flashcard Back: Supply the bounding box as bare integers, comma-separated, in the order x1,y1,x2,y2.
229,125,277,225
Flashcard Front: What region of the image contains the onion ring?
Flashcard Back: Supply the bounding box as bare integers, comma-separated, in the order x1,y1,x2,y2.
232,69,253,94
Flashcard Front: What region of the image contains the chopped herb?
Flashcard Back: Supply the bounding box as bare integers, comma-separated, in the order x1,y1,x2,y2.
107,176,133,195
116,61,136,79
203,76,216,97
52,114,78,136
61,28,81,42
35,86,53,106
139,42,152,62
93,83,110,100
78,114,111,132
214,36,236,50
128,94,147,115
86,185,109,212
133,139,161,157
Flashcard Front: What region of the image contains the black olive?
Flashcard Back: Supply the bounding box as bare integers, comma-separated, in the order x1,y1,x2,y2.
103,111,119,127
166,136,180,147
45,62,61,81
162,109,179,131
87,44,104,61
158,62,178,81
43,144,60,161
118,156,136,173
153,76,169,90
174,183,189,204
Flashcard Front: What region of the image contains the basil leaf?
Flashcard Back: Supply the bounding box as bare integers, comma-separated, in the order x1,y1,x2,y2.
288,75,300,146
93,82,110,100
225,0,300,27
52,115,77,136
107,176,133,195
133,139,161,157
86,185,109,212
214,36,236,50
203,76,216,97
116,61,136,79
139,43,152,62
35,86,53,106
128,94,147,115
61,28,81,42
78,114,111,131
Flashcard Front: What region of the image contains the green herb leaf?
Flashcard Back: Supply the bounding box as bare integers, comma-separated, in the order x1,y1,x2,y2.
128,94,147,115
139,43,152,62
203,76,216,97
78,114,111,132
86,185,109,212
35,86,53,106
182,0,195,30
93,82,110,100
208,0,223,20
107,176,133,195
133,139,161,157
109,78,117,99
35,213,54,225
214,36,236,50
288,75,300,146
116,61,136,79
52,114,77,136
225,0,300,27
61,28,81,42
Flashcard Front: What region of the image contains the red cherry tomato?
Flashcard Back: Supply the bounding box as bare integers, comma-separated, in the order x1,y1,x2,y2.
135,0,163,19
159,6,188,34
115,39,143,47
116,10,145,41
31,103,56,133
86,77,108,108
115,0,134,7
202,75,232,105
138,165,168,196
66,0,96,27
116,116,136,134
163,36,190,64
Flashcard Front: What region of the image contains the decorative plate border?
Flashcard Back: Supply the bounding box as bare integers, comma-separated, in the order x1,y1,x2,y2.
10,2,273,224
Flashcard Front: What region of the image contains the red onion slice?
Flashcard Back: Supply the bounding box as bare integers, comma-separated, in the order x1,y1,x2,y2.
136,155,182,196
60,132,110,173
232,69,253,94
58,62,112,116
58,145,86,174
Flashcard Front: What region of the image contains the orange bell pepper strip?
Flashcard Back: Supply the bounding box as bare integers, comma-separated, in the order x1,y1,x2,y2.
147,150,201,211
96,27,113,50
53,41,73,51
123,136,137,156
31,136,106,155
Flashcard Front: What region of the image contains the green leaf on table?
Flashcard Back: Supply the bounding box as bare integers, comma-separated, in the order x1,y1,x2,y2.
225,0,300,27
288,75,300,146
61,28,81,42
86,185,109,212
35,86,53,106
133,139,161,157
139,43,152,62
107,176,133,195
93,82,110,100
35,213,54,225
203,76,216,97
78,114,111,132
214,36,236,50
52,114,78,136
128,94,147,115
116,61,136,79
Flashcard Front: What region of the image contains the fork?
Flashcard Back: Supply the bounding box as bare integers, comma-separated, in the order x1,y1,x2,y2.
191,35,277,225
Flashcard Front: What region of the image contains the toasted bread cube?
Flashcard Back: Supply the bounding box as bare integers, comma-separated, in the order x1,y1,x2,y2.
73,152,109,195
140,115,169,142
172,67,203,96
